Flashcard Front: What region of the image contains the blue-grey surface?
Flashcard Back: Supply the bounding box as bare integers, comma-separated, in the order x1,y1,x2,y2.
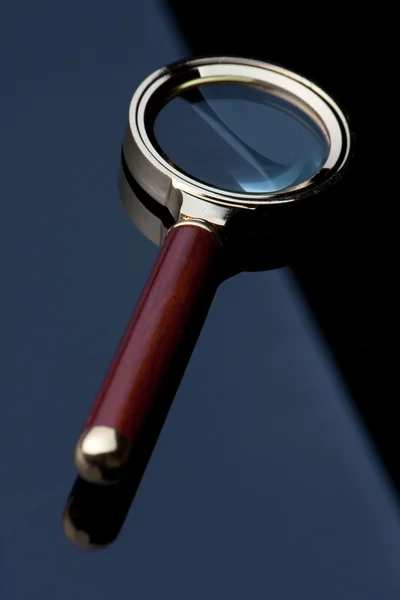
0,2,399,599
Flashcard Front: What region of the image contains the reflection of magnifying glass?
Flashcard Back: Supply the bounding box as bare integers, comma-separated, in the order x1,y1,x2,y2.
74,57,351,485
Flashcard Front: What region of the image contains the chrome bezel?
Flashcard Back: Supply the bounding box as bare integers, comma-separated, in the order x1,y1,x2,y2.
123,56,350,209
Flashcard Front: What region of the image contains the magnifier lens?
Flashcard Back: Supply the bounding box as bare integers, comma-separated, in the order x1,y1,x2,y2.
153,82,330,194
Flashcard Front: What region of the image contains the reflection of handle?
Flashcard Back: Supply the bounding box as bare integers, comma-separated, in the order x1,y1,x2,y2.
63,475,138,549
75,221,223,485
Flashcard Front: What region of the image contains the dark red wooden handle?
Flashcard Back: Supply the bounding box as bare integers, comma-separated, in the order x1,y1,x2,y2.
75,223,223,484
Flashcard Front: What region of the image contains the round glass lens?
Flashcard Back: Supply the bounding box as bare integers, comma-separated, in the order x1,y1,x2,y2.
153,82,330,194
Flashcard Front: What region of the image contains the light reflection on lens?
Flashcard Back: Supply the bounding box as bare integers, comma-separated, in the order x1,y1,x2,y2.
154,83,330,195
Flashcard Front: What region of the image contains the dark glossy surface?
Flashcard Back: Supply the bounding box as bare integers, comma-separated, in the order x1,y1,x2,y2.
1,1,399,600
154,83,329,193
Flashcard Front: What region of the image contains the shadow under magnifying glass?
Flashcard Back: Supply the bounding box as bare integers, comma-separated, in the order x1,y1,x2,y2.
63,475,141,550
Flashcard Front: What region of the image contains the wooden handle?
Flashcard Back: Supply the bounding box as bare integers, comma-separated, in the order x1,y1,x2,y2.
75,222,223,484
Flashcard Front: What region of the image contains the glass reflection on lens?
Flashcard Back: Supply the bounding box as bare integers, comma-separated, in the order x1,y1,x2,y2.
153,83,329,195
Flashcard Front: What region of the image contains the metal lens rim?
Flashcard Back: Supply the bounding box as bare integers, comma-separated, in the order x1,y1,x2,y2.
128,57,351,207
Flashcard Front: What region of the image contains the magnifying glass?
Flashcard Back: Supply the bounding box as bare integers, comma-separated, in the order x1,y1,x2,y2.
74,57,351,485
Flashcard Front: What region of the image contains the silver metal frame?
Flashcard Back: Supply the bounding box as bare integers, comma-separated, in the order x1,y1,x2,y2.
120,57,351,245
